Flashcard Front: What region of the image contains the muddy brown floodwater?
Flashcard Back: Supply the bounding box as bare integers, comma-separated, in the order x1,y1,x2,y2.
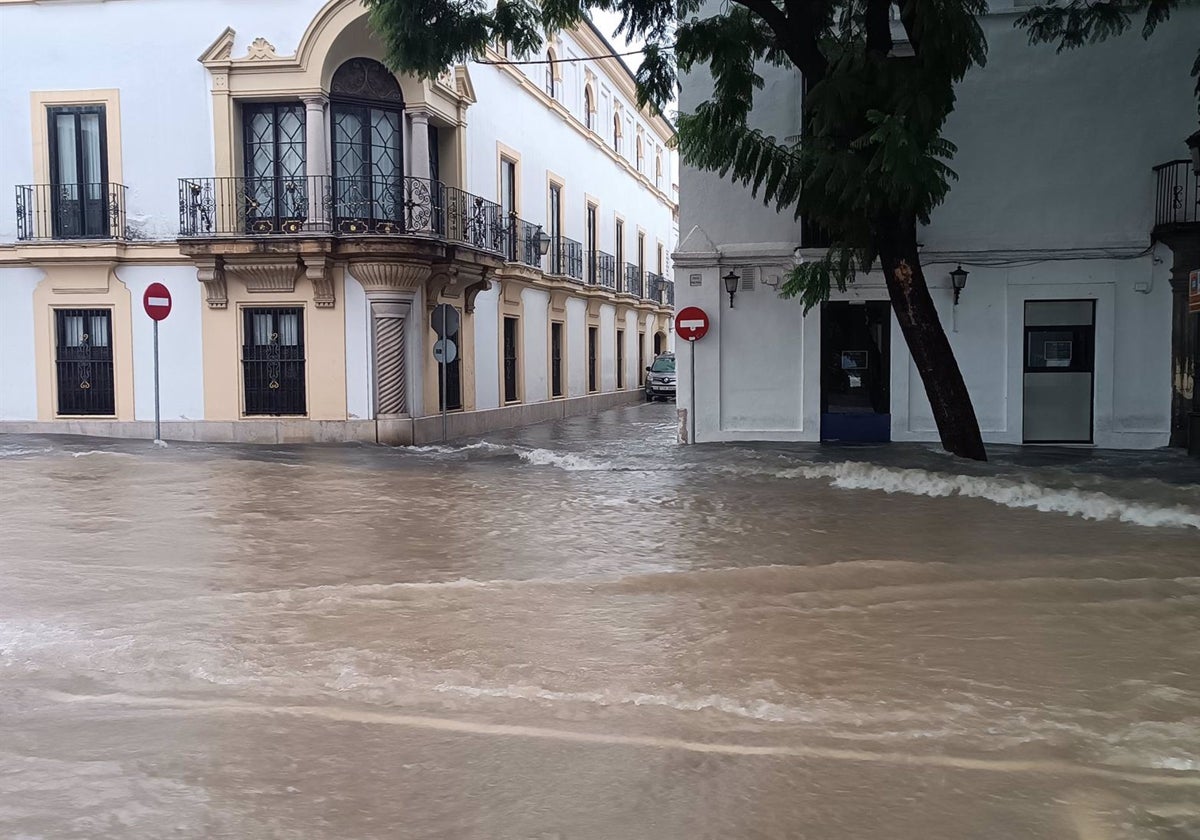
2,403,1199,839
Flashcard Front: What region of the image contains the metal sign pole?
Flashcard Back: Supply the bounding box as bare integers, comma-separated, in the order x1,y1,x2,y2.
689,338,696,446
440,305,448,443
153,319,162,443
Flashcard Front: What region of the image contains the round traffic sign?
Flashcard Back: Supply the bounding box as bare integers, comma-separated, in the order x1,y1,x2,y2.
430,303,460,337
433,338,458,365
674,306,709,342
143,283,172,321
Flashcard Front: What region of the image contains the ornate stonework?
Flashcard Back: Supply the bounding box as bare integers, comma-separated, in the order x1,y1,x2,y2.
195,258,227,309
464,279,491,314
302,256,335,308
245,37,280,61
350,261,429,292
225,259,303,294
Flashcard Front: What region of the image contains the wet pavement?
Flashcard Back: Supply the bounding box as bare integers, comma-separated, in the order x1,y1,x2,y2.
1,403,1199,839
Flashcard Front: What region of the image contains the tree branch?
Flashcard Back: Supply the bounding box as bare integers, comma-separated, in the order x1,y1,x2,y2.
732,0,828,79
865,0,894,57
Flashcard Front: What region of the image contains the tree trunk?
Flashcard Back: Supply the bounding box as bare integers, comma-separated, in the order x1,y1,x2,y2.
875,214,987,461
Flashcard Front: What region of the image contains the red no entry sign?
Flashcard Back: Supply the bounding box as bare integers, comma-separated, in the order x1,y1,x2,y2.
675,306,710,342
143,283,172,321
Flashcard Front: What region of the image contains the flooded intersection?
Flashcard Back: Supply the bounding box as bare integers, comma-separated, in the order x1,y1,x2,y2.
2,403,1199,838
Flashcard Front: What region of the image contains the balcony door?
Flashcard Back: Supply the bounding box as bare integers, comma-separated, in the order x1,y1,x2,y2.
48,105,109,238
330,58,406,234
242,103,307,233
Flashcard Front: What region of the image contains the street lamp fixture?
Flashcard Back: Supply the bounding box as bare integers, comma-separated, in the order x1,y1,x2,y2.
535,226,552,256
950,264,969,306
723,269,740,308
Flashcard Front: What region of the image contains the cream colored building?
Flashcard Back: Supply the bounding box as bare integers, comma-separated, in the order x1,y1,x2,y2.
0,0,677,444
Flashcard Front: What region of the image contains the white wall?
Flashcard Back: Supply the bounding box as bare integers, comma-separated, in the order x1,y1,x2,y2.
117,265,206,422
0,0,330,241
621,309,639,390
344,271,371,420
0,267,42,420
521,288,550,403
598,303,616,391
468,62,675,277
565,298,587,396
675,5,1196,448
472,287,501,410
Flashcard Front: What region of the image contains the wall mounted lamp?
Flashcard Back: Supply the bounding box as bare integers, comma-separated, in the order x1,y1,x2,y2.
950,264,969,306
723,270,740,308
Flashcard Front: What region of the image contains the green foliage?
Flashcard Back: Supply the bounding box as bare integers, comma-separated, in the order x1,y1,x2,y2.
779,245,876,313
366,0,1195,310
1016,0,1200,112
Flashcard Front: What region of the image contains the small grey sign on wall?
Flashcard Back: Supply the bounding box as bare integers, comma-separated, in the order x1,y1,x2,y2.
689,273,702,286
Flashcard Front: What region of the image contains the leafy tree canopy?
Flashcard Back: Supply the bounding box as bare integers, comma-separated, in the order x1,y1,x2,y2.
367,0,994,310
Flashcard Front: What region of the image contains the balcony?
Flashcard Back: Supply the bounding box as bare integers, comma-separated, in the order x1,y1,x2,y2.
503,217,547,269
1153,160,1200,235
178,175,508,254
624,263,643,297
586,250,616,289
646,272,674,306
549,236,584,281
15,182,129,241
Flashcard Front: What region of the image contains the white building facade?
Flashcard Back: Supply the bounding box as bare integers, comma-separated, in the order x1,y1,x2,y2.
0,0,677,444
675,3,1199,450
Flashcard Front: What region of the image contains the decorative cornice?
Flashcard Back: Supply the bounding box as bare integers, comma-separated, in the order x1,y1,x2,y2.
245,37,280,61
225,259,303,293
302,256,335,308
194,257,227,309
198,26,235,64
350,260,430,291
464,278,491,313
548,288,570,313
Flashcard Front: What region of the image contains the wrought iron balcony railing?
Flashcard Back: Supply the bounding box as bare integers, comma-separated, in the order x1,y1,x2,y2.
646,272,674,306
178,175,506,254
623,263,643,297
549,236,584,280
1153,159,1200,230
586,250,616,288
16,183,129,241
497,215,546,268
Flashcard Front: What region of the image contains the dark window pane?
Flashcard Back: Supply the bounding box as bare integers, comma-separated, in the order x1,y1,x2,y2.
242,307,307,415
54,308,114,415
503,317,519,403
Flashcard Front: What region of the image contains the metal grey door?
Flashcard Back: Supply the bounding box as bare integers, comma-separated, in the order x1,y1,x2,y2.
1022,300,1096,443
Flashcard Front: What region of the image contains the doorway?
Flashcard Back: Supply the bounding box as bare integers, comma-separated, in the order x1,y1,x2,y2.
1022,300,1095,443
820,301,891,442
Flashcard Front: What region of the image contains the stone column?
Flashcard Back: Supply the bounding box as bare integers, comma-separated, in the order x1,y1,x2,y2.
409,108,431,183
350,261,431,444
370,297,411,416
302,95,328,225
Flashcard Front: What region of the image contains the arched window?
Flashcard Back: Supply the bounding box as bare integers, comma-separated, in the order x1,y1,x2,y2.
613,113,622,153
655,151,663,187
545,49,557,98
330,57,406,233
584,85,595,130
636,136,644,171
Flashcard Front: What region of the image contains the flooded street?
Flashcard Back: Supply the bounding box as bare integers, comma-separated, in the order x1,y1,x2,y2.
2,403,1200,839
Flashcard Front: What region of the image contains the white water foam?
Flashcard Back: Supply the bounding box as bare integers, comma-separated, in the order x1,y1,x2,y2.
790,462,1200,531
514,447,619,472
0,446,52,458
488,442,1200,529
407,441,511,456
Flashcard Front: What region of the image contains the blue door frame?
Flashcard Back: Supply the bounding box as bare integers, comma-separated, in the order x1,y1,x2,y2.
820,301,891,443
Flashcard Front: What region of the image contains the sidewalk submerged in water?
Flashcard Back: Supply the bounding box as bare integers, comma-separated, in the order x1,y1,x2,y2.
4,402,1200,487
